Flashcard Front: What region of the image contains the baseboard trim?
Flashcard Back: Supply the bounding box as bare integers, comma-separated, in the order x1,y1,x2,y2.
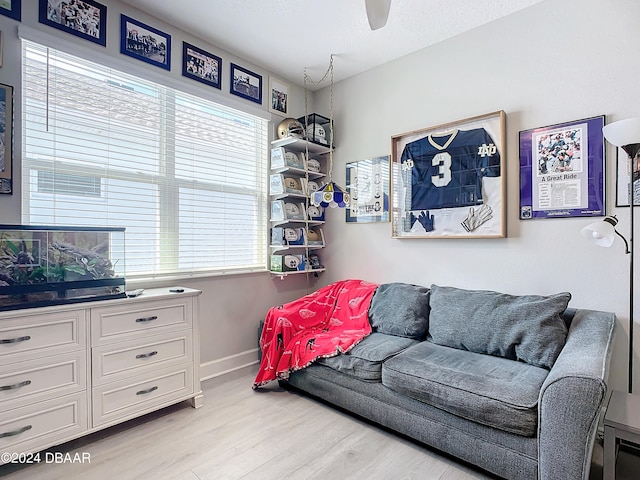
200,348,259,381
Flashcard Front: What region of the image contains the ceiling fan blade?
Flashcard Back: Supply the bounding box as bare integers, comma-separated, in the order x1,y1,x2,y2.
365,0,391,30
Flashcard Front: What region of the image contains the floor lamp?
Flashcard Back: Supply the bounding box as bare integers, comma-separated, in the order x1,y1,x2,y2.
582,117,640,394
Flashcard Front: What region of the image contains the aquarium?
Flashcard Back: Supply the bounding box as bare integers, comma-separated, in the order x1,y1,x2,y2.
0,225,126,310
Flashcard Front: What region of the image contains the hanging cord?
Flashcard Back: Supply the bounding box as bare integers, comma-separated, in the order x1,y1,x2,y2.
303,55,334,181
303,56,334,292
46,48,50,132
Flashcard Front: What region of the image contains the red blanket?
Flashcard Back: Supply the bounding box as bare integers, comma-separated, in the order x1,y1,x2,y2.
253,279,378,388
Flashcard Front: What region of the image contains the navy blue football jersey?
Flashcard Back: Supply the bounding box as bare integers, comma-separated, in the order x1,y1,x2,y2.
401,128,500,210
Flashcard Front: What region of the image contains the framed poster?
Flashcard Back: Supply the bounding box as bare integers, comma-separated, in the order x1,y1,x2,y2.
230,63,262,104
182,42,221,90
519,115,605,219
39,0,107,46
391,111,506,238
268,76,289,116
615,146,640,207
0,0,20,21
346,156,390,223
120,15,171,71
0,83,13,194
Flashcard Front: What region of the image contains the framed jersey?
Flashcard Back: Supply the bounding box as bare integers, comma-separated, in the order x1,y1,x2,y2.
391,111,506,238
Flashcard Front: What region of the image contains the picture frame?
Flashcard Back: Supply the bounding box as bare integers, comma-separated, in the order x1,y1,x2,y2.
615,146,640,207
391,111,506,238
39,0,106,46
0,0,21,21
0,83,13,194
519,115,605,219
120,14,171,71
182,41,221,90
230,63,262,104
268,76,289,116
346,155,390,223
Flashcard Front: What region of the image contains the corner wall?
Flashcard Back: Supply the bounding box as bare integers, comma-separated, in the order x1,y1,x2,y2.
316,0,640,391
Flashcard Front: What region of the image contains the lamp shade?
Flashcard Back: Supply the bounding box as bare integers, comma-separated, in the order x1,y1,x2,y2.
580,216,618,247
602,118,640,147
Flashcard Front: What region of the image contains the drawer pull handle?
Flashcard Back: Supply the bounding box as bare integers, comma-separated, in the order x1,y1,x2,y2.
0,380,31,391
135,351,158,359
0,335,31,344
135,316,158,323
136,386,158,396
0,425,32,439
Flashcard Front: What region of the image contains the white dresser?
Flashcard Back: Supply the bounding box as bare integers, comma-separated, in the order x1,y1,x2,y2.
0,287,202,461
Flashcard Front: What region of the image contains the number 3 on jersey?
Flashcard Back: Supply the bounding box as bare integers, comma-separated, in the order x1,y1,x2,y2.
431,152,452,187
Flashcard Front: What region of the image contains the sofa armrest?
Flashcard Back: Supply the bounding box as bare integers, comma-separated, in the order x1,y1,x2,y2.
538,309,616,480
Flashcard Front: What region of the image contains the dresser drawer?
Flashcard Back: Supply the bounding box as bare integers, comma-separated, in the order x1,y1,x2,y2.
92,331,192,385
0,310,86,363
92,364,193,427
91,299,191,345
0,352,86,413
0,392,88,458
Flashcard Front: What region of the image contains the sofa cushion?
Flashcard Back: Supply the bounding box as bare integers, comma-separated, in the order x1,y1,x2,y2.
316,332,418,382
382,341,549,436
428,285,570,369
368,283,430,339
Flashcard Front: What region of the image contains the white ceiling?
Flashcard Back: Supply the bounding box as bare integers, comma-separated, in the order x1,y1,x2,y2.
120,0,545,89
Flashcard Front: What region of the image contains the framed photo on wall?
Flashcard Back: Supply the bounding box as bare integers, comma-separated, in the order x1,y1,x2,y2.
0,83,13,194
120,15,171,71
268,77,289,116
230,63,262,104
391,111,506,238
182,42,221,90
519,115,605,219
346,156,390,223
616,146,640,207
0,0,21,21
39,0,107,46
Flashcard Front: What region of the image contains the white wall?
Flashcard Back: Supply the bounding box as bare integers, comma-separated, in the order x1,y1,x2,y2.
0,1,319,380
317,0,640,391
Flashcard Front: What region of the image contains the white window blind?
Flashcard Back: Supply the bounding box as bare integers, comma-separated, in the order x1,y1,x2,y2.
21,40,268,278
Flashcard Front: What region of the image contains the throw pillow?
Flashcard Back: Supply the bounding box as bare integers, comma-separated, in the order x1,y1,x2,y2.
428,284,570,369
368,283,430,339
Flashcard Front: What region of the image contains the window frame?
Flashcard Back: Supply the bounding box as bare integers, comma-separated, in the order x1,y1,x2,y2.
20,36,270,280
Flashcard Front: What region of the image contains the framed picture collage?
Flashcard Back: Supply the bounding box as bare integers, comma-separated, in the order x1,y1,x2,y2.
1,1,271,107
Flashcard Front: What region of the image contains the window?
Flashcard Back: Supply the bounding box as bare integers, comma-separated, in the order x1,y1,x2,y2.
22,41,269,278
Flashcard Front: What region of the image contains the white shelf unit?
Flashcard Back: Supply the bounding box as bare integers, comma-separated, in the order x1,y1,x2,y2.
269,136,330,277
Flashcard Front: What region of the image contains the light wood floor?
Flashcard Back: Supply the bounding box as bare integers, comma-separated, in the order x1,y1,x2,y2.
0,370,638,480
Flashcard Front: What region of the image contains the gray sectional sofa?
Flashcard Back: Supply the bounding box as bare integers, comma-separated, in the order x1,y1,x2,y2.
281,283,616,480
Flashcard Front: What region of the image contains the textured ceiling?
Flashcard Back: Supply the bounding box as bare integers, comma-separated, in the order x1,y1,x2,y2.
120,0,545,89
